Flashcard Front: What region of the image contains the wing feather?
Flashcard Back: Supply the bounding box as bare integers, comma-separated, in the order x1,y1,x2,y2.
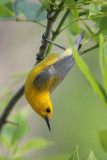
34,55,74,93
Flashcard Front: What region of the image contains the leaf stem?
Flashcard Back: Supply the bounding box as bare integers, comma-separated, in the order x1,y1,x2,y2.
0,18,46,28
60,18,88,33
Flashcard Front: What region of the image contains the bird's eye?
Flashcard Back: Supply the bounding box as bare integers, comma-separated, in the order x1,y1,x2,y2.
46,108,50,113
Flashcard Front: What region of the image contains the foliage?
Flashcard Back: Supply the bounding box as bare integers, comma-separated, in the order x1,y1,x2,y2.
99,129,107,153
69,148,98,160
69,146,79,160
0,106,52,160
0,0,107,160
87,151,98,160
68,33,107,107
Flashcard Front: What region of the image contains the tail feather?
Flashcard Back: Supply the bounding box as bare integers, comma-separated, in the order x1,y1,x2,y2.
74,30,84,51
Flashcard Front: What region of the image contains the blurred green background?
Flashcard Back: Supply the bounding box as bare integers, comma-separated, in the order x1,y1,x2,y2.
0,19,107,160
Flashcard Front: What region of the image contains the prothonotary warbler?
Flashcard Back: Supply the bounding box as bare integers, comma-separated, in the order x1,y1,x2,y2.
25,31,84,131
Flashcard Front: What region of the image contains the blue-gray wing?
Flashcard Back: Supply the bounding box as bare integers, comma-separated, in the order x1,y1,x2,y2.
34,55,74,93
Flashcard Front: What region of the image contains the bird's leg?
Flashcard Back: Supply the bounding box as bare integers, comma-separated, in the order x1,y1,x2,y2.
42,33,66,50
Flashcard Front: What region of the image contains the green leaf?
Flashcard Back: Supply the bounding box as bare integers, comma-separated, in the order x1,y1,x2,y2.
39,0,58,10
99,35,107,93
68,32,107,107
13,140,18,155
66,0,79,18
15,1,47,21
69,146,79,160
2,106,31,146
0,0,14,20
14,138,53,158
72,4,79,19
35,5,47,22
99,17,107,36
89,3,101,16
89,5,107,35
82,21,98,43
67,13,81,35
99,129,107,153
104,42,107,93
65,0,76,9
99,34,105,76
0,135,11,150
87,150,97,160
104,41,107,57
90,4,107,23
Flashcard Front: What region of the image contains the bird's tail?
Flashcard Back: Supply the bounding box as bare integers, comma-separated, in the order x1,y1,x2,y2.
74,30,84,51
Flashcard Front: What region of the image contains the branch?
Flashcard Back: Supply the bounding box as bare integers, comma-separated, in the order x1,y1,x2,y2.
0,85,24,132
36,1,65,62
82,44,99,55
0,1,65,133
46,10,70,55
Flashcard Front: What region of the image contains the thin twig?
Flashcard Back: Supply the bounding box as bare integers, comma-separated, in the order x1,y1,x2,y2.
82,44,99,55
0,85,24,132
0,18,46,28
6,120,21,127
60,18,88,33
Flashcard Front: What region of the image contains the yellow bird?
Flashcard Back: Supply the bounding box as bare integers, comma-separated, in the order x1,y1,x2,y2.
25,31,84,131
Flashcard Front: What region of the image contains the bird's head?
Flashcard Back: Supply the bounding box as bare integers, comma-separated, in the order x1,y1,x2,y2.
35,95,53,132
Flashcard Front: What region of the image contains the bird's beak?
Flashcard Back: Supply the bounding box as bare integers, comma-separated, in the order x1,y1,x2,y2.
45,115,51,132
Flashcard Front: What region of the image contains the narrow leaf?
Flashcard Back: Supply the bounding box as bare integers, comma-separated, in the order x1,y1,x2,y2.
99,34,105,76
15,138,53,158
65,0,76,9
67,13,82,35
87,150,97,160
99,17,107,35
82,21,98,43
2,106,31,146
99,35,107,92
13,140,18,155
0,0,14,20
39,0,58,10
68,32,107,107
69,146,79,160
99,129,107,153
104,42,107,93
15,1,46,21
89,3,101,16
0,135,11,150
